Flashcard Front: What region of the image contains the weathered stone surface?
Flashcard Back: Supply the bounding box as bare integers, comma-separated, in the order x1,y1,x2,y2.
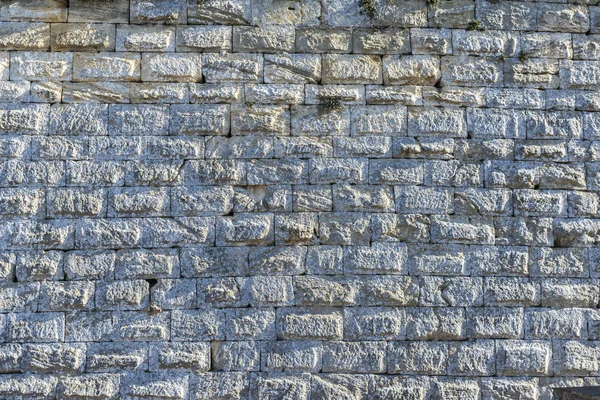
234,26,294,53
322,54,382,85
68,0,129,23
264,54,321,84
384,55,440,86
1,1,599,395
116,25,175,52
51,22,114,51
0,22,49,50
203,53,262,83
142,53,202,82
176,25,231,52
73,52,140,82
131,0,187,24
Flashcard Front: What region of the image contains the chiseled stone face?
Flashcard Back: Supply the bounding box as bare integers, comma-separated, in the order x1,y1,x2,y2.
1,0,599,397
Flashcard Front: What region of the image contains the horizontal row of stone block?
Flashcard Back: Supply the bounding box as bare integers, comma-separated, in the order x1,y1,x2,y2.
7,103,600,138
0,185,599,220
2,0,600,32
0,338,597,378
5,24,600,59
0,214,598,248
1,244,598,280
2,275,599,311
3,50,600,88
9,81,600,110
6,136,600,167
1,307,600,343
0,158,594,190
0,372,584,400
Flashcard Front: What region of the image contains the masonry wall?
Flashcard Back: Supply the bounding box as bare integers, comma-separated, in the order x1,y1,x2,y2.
0,0,600,398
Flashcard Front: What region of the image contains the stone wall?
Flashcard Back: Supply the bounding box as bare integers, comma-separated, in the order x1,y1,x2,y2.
0,0,599,398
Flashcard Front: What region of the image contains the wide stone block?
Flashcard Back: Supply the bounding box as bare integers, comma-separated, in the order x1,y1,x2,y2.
441,56,503,87
116,25,175,52
10,51,72,81
322,341,387,373
50,23,115,52
264,53,321,84
131,0,187,24
383,55,440,86
202,53,262,83
68,0,129,23
142,53,202,82
188,0,251,25
73,52,140,82
322,54,382,85
170,104,230,136
343,243,407,275
234,26,294,52
0,22,49,50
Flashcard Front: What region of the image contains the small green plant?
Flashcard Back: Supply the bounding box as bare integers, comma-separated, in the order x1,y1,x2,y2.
518,51,529,62
323,97,343,112
466,20,486,31
499,54,507,61
245,101,254,108
359,0,377,19
427,0,441,8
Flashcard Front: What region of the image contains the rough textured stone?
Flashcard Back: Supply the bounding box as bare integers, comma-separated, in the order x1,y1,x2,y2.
0,2,597,395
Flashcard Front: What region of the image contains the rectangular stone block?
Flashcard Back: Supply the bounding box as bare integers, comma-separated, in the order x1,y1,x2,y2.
68,0,129,23
431,216,495,245
441,56,503,87
176,25,231,52
476,0,536,31
322,341,387,373
10,51,72,81
73,52,141,82
294,28,351,54
467,307,523,339
0,22,49,50
411,28,452,55
234,26,294,52
62,82,130,104
388,341,448,375
344,243,407,274
322,54,382,84
264,53,321,84
170,104,230,136
369,159,424,185
496,340,551,376
353,28,410,54
318,212,371,245
216,213,273,246
202,53,262,83
50,23,115,52
131,0,187,24
537,4,589,33
291,105,350,136
116,25,175,52
188,0,251,25
383,55,441,86
142,53,202,82
231,105,289,135
506,58,560,89
408,107,466,137
452,30,519,57
309,158,367,184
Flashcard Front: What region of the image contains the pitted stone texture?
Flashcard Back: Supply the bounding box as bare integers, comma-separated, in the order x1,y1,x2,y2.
1,0,599,395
